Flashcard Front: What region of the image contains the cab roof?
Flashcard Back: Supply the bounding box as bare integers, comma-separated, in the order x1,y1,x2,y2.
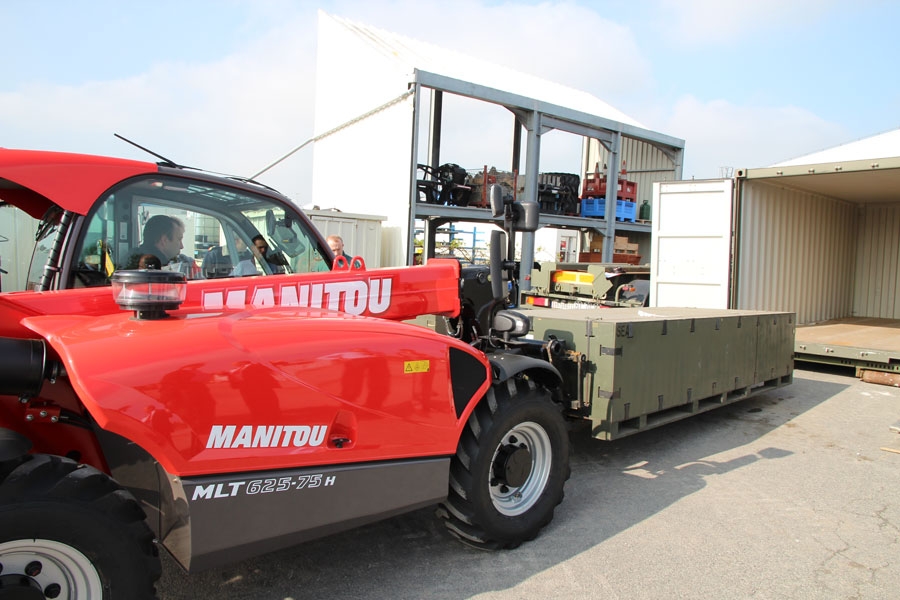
0,148,158,219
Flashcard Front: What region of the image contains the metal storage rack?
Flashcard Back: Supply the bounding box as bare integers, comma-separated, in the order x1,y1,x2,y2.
408,69,685,288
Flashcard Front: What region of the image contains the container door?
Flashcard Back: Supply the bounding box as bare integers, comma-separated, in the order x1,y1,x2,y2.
650,179,734,308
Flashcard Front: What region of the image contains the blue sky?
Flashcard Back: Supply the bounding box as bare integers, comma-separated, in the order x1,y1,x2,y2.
2,0,898,203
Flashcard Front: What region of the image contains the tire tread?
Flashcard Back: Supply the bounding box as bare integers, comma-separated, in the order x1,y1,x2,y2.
0,454,161,599
436,377,570,550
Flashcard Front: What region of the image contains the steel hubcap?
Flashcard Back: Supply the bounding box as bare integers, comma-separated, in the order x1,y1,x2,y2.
0,573,45,600
488,421,552,516
494,444,533,488
0,540,102,599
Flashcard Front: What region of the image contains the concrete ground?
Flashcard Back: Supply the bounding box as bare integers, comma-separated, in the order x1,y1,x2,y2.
157,365,899,600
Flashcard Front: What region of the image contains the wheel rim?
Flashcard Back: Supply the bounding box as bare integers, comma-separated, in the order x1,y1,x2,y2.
488,421,552,516
0,539,103,599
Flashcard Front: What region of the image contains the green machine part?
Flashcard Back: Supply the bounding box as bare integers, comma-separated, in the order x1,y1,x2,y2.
520,306,795,440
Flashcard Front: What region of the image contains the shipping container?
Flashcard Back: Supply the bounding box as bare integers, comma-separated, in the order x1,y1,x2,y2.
650,153,900,374
305,209,386,268
0,205,39,292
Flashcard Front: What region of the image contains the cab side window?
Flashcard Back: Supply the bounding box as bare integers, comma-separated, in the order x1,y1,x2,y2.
70,197,116,288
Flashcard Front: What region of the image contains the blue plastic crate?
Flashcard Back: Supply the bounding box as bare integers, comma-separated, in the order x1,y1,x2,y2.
580,198,636,222
617,199,636,222
581,198,604,217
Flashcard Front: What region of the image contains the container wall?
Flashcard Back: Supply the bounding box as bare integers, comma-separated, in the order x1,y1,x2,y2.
306,210,386,268
736,180,857,325
0,205,39,292
854,203,900,319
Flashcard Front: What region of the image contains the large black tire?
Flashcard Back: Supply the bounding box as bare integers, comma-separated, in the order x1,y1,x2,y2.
0,454,161,599
437,377,570,549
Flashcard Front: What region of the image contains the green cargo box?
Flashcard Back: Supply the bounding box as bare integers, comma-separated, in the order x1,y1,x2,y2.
520,307,795,440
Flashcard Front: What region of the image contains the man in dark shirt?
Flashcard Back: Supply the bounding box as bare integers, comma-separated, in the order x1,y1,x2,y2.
251,235,287,274
327,235,351,261
125,215,185,269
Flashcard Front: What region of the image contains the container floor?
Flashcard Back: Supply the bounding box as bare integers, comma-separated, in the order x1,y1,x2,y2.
795,317,900,373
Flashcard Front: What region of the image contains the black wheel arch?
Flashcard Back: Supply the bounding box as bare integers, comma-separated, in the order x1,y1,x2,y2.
488,352,563,391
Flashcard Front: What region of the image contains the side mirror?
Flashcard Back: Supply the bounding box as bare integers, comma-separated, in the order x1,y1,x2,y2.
265,209,276,237
489,229,506,301
514,202,540,232
489,184,504,218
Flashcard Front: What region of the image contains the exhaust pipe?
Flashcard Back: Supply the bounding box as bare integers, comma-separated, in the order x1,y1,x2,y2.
0,338,49,398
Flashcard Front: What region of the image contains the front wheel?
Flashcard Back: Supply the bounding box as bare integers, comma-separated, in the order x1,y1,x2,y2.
0,454,161,599
437,377,570,549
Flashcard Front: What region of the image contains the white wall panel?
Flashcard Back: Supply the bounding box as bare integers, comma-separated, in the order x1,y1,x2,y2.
312,14,415,267
0,205,39,292
650,180,733,308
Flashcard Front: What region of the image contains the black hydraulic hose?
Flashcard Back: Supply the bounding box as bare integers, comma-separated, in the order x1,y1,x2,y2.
37,210,74,291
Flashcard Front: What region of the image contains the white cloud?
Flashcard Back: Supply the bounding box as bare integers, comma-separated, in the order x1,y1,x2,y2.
1,9,319,202
1,0,860,205
664,95,849,178
653,0,838,46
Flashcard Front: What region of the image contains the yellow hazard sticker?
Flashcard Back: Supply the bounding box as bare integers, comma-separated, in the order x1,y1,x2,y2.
404,360,430,374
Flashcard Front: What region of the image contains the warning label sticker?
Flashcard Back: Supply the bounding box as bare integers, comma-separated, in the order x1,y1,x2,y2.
404,360,430,374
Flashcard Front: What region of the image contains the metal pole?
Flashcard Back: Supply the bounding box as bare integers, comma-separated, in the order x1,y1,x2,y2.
603,132,621,263
428,90,442,169
407,83,422,265
519,110,541,293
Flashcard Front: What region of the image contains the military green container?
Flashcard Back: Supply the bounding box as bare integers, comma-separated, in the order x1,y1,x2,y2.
520,306,794,440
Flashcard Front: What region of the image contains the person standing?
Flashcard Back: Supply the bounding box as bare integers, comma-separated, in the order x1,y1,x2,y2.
326,235,352,261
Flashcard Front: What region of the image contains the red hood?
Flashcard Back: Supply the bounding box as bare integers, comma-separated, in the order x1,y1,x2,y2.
0,259,463,338
0,148,157,218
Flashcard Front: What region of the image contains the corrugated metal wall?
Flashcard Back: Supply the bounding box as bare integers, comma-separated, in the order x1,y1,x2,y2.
0,205,39,292
736,180,858,325
854,203,900,318
306,210,385,268
583,138,679,207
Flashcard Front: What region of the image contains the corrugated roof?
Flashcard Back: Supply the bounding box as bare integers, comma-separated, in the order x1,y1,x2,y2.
326,12,645,129
772,127,900,166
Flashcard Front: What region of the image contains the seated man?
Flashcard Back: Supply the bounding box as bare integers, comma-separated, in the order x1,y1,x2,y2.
125,215,185,269
251,235,287,274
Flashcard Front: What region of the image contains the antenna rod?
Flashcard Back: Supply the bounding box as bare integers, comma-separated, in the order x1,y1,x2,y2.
114,133,179,167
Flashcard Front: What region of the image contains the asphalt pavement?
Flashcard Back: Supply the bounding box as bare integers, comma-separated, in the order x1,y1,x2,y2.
157,364,900,600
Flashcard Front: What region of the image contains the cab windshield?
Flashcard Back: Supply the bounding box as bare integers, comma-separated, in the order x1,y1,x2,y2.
28,174,331,290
